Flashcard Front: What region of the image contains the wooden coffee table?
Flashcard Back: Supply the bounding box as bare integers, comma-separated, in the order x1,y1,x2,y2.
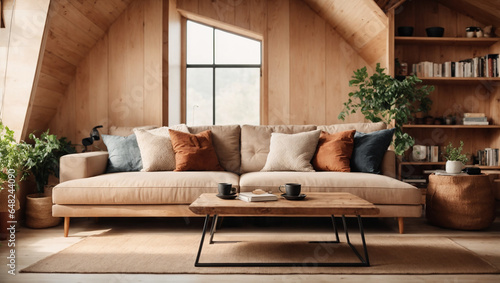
189,192,380,267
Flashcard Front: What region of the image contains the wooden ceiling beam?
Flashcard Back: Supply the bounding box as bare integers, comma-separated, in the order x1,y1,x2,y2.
437,0,500,28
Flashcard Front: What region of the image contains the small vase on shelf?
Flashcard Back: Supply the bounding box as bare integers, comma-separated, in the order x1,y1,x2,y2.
445,160,463,174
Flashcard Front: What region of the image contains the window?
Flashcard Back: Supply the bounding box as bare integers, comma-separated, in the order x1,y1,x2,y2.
185,20,261,126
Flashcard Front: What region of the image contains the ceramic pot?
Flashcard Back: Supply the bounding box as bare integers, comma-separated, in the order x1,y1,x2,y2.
446,160,463,174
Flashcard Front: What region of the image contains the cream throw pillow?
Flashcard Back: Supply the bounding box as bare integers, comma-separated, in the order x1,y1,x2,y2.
134,124,189,171
261,130,321,172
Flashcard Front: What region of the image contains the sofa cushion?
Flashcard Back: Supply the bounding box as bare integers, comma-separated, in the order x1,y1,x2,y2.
134,124,189,171
188,125,240,174
102,134,142,173
53,171,239,205
169,129,224,171
261,130,321,172
239,171,420,205
317,122,386,134
240,125,317,173
351,128,395,174
109,125,158,136
312,130,356,172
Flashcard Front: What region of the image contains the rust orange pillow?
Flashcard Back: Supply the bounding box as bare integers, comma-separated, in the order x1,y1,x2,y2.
168,129,224,171
312,130,356,172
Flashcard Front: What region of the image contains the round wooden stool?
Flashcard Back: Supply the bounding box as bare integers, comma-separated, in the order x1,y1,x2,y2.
426,174,496,230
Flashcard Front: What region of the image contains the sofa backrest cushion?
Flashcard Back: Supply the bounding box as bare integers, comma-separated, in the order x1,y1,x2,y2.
317,122,386,133
240,125,317,173
188,125,241,174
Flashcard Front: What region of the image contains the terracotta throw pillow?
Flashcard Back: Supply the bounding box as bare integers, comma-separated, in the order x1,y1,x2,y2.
312,130,356,172
168,129,224,171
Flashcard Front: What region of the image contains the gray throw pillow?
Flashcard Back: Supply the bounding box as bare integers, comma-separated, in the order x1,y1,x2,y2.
102,134,142,173
350,128,395,174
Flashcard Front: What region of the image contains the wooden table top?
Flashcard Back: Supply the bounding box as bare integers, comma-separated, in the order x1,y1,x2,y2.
189,192,380,216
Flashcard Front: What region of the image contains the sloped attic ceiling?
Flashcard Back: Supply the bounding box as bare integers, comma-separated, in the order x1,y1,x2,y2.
22,0,133,139
20,0,500,139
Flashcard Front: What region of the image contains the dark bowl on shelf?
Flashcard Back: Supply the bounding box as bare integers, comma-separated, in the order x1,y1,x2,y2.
426,27,444,37
398,26,414,36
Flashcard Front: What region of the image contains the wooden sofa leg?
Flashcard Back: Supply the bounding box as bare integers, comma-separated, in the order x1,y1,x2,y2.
398,217,404,234
64,217,70,237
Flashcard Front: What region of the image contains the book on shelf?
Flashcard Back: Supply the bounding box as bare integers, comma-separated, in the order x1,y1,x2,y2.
464,113,486,118
463,121,489,125
238,192,278,202
434,170,467,176
476,148,499,166
463,117,488,122
412,53,499,78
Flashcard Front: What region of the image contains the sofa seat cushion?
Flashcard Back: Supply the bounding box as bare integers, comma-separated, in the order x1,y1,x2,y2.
239,172,420,205
53,171,239,205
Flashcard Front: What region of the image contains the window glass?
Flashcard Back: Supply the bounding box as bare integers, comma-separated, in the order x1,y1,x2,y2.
187,21,213,65
215,29,261,65
186,68,213,126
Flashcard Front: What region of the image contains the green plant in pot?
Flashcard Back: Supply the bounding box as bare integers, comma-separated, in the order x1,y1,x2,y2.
443,141,468,174
338,63,434,156
24,130,76,228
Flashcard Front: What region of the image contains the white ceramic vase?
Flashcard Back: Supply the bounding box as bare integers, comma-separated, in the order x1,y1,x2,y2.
445,160,463,174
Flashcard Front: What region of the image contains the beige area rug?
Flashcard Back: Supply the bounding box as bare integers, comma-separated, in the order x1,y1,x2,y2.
21,230,500,274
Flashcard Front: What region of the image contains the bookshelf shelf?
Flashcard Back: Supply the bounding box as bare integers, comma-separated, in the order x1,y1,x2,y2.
419,77,500,85
403,124,500,129
395,36,499,46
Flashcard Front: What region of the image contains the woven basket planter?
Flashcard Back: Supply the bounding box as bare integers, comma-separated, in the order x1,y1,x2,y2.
25,193,61,229
426,174,496,230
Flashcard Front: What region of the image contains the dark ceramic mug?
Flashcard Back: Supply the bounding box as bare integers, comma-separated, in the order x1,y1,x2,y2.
218,183,236,195
279,183,301,196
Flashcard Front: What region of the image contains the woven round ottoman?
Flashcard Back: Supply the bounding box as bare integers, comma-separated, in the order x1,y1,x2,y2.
426,174,496,230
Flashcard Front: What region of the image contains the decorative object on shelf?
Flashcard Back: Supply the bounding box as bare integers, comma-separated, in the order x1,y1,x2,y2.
465,26,478,38
483,25,493,38
426,26,444,37
443,141,468,174
338,63,434,155
82,125,103,152
412,145,427,161
397,26,413,36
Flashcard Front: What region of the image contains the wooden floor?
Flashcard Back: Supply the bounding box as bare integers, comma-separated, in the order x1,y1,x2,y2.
1,203,500,283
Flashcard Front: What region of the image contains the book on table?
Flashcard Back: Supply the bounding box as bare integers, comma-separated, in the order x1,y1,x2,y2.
238,192,278,202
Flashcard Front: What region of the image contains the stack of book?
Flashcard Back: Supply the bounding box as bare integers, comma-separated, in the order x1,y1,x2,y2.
476,148,499,166
412,54,499,78
463,113,489,125
238,192,278,202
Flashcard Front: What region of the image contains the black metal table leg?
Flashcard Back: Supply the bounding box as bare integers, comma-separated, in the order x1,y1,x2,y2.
209,214,218,244
309,215,340,244
195,215,371,267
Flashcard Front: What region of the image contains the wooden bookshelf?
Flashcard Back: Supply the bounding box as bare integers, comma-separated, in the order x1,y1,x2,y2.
395,36,499,46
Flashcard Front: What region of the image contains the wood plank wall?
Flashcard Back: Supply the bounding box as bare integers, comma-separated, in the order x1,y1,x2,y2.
49,0,377,147
49,0,164,148
177,0,370,125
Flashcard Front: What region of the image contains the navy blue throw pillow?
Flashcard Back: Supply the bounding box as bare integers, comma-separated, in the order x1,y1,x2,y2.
350,128,395,174
102,134,142,173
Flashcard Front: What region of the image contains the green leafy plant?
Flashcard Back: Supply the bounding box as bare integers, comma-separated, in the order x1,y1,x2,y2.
338,63,434,155
0,121,31,190
443,141,468,164
26,130,76,194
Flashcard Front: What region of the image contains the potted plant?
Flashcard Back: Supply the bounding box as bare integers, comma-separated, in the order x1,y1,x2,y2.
0,121,31,239
24,130,76,228
338,63,434,156
443,141,468,174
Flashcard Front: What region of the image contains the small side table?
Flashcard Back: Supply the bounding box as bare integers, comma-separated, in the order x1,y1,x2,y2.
426,174,496,230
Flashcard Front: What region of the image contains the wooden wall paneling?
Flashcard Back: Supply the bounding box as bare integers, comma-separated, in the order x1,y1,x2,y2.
48,80,76,145
32,87,63,109
198,0,235,26
47,12,96,57
234,0,250,31
66,0,132,32
43,31,84,66
267,0,290,125
143,0,163,126
87,35,109,150
176,0,199,13
250,0,267,34
50,0,105,41
40,51,75,85
75,55,91,144
108,0,145,127
289,0,326,125
36,73,67,93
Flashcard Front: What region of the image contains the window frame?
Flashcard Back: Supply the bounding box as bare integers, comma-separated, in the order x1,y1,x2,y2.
181,17,264,126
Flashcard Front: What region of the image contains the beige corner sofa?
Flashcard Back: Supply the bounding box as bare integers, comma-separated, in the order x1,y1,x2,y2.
53,122,421,237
